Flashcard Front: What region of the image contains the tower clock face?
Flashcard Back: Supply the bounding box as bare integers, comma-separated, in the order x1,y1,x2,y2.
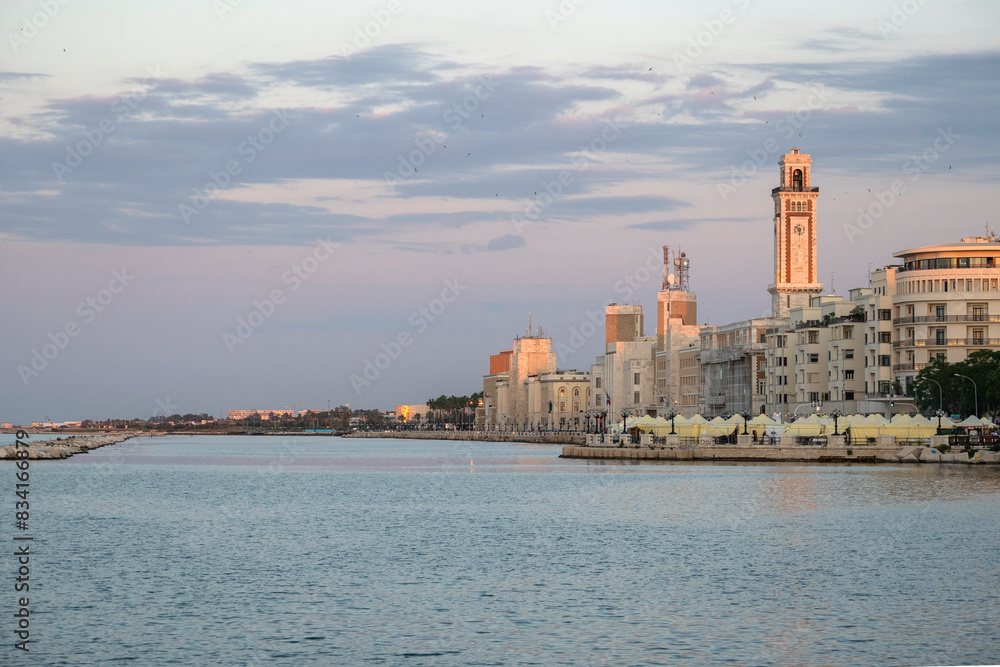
793,223,805,236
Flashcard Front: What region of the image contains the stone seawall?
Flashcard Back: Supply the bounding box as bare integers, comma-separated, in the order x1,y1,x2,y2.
0,432,154,460
344,431,585,445
561,445,1000,464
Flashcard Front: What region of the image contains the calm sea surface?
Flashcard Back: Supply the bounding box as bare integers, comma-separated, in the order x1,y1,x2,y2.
4,435,1000,666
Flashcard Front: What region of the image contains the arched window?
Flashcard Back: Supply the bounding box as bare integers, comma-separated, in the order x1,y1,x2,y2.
792,169,803,191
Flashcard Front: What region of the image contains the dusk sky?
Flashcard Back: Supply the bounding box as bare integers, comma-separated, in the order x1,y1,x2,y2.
3,1,999,423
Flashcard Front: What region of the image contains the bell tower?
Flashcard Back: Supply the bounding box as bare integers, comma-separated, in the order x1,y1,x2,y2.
768,148,823,318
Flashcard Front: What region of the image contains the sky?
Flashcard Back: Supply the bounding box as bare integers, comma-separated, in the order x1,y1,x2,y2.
2,0,999,423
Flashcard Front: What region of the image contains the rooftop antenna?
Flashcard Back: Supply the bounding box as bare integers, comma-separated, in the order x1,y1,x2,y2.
830,271,836,295
662,245,670,291
528,312,532,337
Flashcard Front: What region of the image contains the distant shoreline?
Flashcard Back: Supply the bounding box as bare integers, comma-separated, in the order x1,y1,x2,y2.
342,430,585,445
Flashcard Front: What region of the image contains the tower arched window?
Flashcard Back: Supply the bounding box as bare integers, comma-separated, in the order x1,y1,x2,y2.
792,169,803,191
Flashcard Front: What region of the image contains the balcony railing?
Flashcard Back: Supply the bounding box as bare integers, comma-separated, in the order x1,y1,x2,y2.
892,363,928,372
893,337,1000,348
893,314,997,325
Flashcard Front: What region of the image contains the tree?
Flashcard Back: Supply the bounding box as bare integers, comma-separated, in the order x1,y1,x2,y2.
914,350,1000,420
332,406,352,429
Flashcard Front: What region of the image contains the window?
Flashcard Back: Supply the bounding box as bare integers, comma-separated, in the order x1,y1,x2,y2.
845,349,854,359
879,381,891,394
878,309,892,321
935,305,946,320
845,370,855,380
845,391,855,400
879,355,891,367
595,378,601,389
808,331,819,344
809,392,819,402
878,332,892,343
972,328,985,345
972,305,985,321
808,353,819,363
633,392,640,403
935,329,946,345
634,373,640,385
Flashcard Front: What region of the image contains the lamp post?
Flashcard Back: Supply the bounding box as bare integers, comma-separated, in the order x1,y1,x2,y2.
831,409,841,436
936,409,944,433
741,409,751,435
621,408,631,442
666,409,677,435
954,373,979,417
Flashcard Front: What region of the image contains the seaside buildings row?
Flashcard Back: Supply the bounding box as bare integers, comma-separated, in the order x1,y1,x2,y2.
478,149,1000,429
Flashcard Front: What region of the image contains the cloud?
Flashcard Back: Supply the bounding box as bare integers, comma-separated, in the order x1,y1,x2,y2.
486,234,526,251
0,71,49,83
458,233,526,254
629,217,759,231
2,48,999,248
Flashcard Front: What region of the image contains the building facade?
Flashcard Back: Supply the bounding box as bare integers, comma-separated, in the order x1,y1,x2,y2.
892,236,1000,394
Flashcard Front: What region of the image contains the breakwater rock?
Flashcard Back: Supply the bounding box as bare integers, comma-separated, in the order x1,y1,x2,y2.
0,432,153,460
344,430,585,445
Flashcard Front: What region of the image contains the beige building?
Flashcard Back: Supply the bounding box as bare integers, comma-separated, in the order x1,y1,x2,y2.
481,350,511,429
525,371,591,431
892,235,1000,393
590,304,658,424
764,237,1000,418
678,343,705,417
395,404,429,423
653,247,702,416
482,333,591,431
859,267,897,412
227,409,296,420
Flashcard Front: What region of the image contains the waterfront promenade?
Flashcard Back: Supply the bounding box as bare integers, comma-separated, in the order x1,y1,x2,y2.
562,433,1000,464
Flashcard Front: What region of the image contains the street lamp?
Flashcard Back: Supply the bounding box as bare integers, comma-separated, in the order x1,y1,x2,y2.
831,408,841,436
936,409,945,433
666,409,677,435
740,409,751,435
621,408,631,442
954,374,979,417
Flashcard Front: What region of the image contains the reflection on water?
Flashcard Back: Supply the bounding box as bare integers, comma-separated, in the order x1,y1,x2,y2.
11,436,1000,665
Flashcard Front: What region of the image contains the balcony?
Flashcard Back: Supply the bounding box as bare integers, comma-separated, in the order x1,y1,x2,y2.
893,314,998,325
893,337,1000,348
771,186,820,195
892,363,927,372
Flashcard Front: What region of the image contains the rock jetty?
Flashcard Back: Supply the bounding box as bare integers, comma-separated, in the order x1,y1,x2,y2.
0,432,151,460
